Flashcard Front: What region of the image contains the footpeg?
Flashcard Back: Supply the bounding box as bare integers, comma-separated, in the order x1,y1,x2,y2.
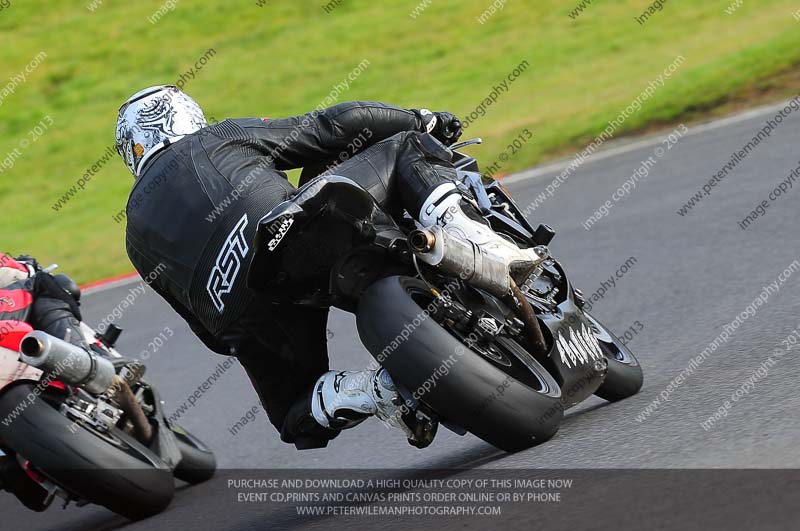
401,409,439,449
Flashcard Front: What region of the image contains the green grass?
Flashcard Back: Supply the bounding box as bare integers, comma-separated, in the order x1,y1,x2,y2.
1,0,799,282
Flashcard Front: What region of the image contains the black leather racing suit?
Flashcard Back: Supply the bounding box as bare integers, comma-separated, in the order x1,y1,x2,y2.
125,101,459,448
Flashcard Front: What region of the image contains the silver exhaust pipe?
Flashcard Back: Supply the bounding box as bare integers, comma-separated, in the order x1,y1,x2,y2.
19,331,115,394
411,227,551,357
410,226,513,295
408,228,436,253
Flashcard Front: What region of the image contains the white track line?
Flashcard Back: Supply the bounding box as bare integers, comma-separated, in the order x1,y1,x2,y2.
83,275,144,298
503,98,797,185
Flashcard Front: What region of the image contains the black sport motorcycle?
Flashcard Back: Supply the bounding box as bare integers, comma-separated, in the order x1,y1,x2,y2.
247,138,643,452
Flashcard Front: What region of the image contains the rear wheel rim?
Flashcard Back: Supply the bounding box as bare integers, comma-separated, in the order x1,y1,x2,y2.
407,284,555,395
45,396,164,468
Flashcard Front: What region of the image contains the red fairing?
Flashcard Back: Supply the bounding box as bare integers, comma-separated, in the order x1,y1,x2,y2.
0,320,34,351
0,253,29,274
0,288,33,314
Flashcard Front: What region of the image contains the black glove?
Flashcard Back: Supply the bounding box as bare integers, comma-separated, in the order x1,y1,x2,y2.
14,255,40,274
413,109,463,146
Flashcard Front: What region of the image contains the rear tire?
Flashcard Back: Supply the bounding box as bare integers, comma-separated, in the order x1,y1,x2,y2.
584,313,644,401
357,276,563,452
0,382,174,520
170,424,216,484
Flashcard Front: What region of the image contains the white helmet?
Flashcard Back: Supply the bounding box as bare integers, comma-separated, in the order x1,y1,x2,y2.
115,85,208,177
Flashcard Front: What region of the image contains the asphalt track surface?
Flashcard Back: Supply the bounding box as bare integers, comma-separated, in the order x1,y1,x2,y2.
2,101,800,530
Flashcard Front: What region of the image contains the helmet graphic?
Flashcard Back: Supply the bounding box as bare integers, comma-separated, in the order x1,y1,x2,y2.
115,85,207,176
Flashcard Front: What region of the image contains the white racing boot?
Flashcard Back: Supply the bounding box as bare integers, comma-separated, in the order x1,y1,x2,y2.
311,369,399,429
417,182,542,287
310,369,437,447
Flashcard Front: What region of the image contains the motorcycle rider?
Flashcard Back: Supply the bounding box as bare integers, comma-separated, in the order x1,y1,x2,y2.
0,253,86,510
116,85,539,449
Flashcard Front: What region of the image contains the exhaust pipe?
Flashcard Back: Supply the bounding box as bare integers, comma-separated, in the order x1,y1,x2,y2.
20,331,115,394
410,226,511,295
411,228,550,357
408,229,436,253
